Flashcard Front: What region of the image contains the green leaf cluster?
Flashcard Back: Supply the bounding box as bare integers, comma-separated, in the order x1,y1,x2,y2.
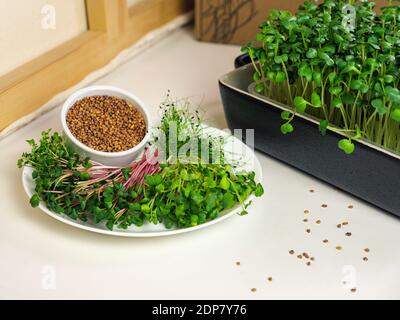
118,164,264,230
244,0,400,155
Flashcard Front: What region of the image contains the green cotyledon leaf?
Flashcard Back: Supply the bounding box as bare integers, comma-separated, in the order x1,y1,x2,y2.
30,194,40,208
311,92,322,108
294,96,308,113
145,174,163,186
338,139,355,155
371,99,387,115
319,120,329,136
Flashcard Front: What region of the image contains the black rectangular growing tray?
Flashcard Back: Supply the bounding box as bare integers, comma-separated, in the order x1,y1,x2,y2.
219,63,400,218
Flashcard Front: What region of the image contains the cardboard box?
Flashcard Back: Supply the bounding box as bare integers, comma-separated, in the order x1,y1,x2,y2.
194,0,388,46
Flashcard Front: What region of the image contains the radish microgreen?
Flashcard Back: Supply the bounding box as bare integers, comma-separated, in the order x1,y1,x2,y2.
244,0,400,155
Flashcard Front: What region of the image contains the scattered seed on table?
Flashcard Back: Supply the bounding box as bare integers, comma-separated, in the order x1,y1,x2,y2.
322,204,328,208
297,255,303,260
316,220,321,225
351,288,357,293
345,232,352,237
310,257,315,261
303,253,310,259
309,189,315,193
342,222,349,226
236,261,241,266
303,219,309,223
336,246,343,251
348,205,354,209
306,229,311,234
364,248,370,253
306,262,311,267
337,224,342,229
289,250,295,255
251,288,257,293
363,257,369,262
323,239,329,244
304,210,310,214
268,277,273,282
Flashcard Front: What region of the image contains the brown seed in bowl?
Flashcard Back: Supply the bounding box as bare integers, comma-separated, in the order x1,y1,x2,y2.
66,95,146,152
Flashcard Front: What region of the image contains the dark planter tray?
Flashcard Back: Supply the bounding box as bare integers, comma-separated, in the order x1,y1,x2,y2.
219,61,400,218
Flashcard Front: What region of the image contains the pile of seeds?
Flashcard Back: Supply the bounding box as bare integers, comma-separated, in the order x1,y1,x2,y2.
66,95,147,152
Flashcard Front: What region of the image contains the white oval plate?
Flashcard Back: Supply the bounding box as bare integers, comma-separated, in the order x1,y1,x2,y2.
22,127,262,237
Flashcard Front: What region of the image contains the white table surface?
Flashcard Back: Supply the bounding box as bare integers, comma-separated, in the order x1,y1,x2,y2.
1,27,399,300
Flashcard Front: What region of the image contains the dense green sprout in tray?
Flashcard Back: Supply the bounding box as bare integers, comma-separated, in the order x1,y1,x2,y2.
243,0,400,154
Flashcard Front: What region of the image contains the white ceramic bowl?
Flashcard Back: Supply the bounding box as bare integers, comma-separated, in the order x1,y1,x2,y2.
61,85,152,166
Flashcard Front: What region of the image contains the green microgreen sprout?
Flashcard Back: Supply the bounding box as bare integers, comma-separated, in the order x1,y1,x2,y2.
243,0,400,155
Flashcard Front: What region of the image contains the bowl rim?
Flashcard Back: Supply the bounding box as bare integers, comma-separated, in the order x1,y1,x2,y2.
61,85,152,158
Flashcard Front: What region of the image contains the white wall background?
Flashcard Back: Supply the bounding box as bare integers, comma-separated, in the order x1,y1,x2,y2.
0,0,87,76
